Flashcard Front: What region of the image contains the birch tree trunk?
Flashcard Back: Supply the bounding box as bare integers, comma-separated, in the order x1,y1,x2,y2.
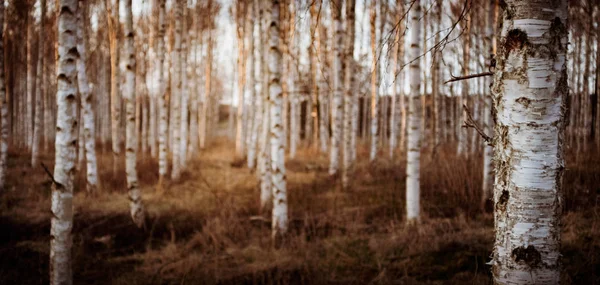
258,2,272,211
406,0,421,224
32,0,46,167
318,6,329,154
247,1,260,169
309,0,319,150
170,1,182,180
268,0,287,240
77,0,99,193
491,1,567,283
328,0,343,176
121,0,145,228
342,0,355,188
457,5,470,155
369,0,378,162
235,1,246,158
0,0,7,192
156,0,168,185
389,0,400,158
108,0,121,174
482,0,497,208
179,5,189,169
26,7,34,150
51,1,78,283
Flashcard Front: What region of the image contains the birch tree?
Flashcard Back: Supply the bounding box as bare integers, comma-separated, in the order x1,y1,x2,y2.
108,0,121,174
121,0,145,228
342,0,355,188
156,0,168,186
406,0,421,223
51,0,78,283
328,0,343,176
170,0,183,180
491,0,567,283
77,0,98,193
369,0,378,161
268,0,287,240
31,0,46,167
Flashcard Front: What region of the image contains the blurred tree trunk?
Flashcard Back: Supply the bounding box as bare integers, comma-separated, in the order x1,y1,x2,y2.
457,1,470,155
148,0,157,158
318,3,329,154
51,0,78,283
235,1,246,158
328,0,343,175
121,0,145,228
26,4,33,150
431,0,441,148
77,0,98,194
157,0,168,186
369,0,378,162
342,0,355,188
179,4,189,170
389,0,401,158
200,30,212,150
268,0,287,241
582,3,593,150
248,0,260,169
397,1,407,156
170,0,182,180
491,1,567,283
308,0,318,151
107,0,121,174
31,0,45,167
406,0,421,224
289,0,299,158
188,3,199,161
482,0,497,209
0,2,7,191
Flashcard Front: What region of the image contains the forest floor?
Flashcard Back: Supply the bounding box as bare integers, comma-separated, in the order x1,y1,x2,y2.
0,137,599,284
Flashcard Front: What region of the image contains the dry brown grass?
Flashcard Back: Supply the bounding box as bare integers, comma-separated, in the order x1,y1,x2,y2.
0,139,598,284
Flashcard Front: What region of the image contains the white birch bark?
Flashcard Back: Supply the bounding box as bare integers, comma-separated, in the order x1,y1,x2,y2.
156,0,168,183
257,3,272,211
491,1,567,283
248,1,261,170
187,2,198,161
328,0,343,176
51,1,78,283
0,2,6,192
121,0,145,228
406,0,421,223
170,1,182,180
77,0,98,193
268,0,287,239
342,0,355,188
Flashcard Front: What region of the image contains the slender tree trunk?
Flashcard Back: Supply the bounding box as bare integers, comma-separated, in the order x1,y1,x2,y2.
26,7,34,150
369,0,378,161
235,2,246,158
457,3,470,155
491,1,567,283
309,0,319,150
77,1,99,193
51,1,78,283
431,0,441,148
170,1,183,180
200,31,213,149
389,0,401,158
32,0,46,167
0,0,7,192
179,5,189,169
406,0,421,224
482,0,497,208
121,0,145,228
328,0,343,176
248,2,260,169
258,2,272,211
268,0,287,240
108,0,121,174
156,0,167,185
342,0,355,188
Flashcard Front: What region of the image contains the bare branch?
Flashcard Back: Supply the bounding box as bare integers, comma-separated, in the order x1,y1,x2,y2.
461,104,493,144
444,71,493,84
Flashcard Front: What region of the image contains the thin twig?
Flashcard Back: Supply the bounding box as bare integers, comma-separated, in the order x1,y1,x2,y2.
462,104,493,144
444,71,493,84
41,163,58,185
